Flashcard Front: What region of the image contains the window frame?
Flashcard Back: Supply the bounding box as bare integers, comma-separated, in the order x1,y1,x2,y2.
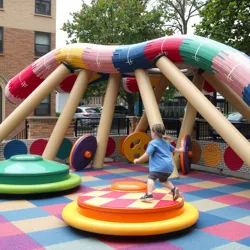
0,27,3,53
34,31,51,57
34,95,51,116
35,0,51,16
0,0,3,8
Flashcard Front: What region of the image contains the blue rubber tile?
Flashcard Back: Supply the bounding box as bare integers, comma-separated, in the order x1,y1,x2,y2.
187,189,225,199
211,185,246,194
28,227,91,246
94,174,125,180
0,207,50,221
172,177,203,184
46,238,114,250
81,180,112,187
238,237,250,247
167,228,230,250
181,193,202,202
231,182,250,189
194,212,230,229
206,206,250,220
28,196,72,206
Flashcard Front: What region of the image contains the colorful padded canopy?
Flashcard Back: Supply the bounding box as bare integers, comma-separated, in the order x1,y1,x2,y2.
5,35,250,106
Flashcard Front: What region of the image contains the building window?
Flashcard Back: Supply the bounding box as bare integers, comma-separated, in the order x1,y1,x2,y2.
0,27,3,53
34,95,51,116
0,0,3,8
35,32,51,57
35,0,51,16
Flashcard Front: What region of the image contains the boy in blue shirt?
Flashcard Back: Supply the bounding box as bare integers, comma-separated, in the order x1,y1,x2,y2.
134,124,185,202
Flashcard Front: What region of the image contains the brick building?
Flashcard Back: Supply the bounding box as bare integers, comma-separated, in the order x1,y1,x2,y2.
0,0,56,139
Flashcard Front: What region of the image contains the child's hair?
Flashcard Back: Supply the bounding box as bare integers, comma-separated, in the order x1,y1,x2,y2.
152,124,174,142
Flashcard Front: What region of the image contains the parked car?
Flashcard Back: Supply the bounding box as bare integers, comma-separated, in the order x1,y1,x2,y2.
210,112,250,139
74,107,101,126
114,105,128,115
95,105,128,115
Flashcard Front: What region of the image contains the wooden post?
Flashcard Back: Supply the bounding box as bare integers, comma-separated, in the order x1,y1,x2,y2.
134,75,169,132
42,69,93,160
172,72,204,171
156,56,250,167
92,74,121,169
0,64,71,143
202,72,250,122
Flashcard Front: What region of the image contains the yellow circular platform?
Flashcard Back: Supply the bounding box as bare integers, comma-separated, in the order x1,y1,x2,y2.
62,201,199,236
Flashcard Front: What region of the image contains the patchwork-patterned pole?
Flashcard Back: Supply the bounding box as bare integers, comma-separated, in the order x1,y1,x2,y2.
202,72,250,122
134,75,169,132
0,63,71,143
92,74,121,169
155,55,250,167
173,71,205,170
42,69,93,160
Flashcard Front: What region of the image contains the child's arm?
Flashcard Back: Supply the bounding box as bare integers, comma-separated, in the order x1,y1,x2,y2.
133,152,150,164
174,147,185,153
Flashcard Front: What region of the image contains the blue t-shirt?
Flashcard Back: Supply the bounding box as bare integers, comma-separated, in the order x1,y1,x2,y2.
146,138,175,173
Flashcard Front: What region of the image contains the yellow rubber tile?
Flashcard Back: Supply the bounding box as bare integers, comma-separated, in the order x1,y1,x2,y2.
12,216,66,233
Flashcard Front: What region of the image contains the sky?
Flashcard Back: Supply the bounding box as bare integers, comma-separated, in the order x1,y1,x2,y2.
56,0,199,48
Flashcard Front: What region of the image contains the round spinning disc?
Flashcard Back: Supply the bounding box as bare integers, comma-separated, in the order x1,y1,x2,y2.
70,135,97,171
105,137,116,157
122,132,151,163
180,134,192,174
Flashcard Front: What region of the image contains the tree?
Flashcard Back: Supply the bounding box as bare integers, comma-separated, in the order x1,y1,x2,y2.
157,0,209,34
194,0,250,54
62,0,171,115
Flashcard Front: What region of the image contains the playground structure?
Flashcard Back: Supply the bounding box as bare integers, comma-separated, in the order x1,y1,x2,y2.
0,34,249,235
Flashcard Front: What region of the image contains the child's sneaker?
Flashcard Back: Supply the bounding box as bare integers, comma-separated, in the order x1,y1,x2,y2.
140,193,153,202
172,187,180,201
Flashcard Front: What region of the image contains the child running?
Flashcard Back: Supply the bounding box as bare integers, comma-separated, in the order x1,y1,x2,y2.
133,124,185,202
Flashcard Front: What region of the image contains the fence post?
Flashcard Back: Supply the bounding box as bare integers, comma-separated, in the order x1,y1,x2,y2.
74,119,77,137
196,120,200,140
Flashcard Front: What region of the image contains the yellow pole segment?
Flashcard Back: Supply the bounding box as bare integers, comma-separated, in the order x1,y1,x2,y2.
156,56,250,167
42,69,93,160
134,75,169,132
173,72,204,170
0,64,71,143
134,69,164,129
92,74,121,169
202,72,250,122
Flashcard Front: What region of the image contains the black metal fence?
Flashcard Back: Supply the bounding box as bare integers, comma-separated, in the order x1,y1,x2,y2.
75,117,250,142
75,117,130,137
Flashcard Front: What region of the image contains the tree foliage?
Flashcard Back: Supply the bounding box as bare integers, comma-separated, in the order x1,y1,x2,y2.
62,0,172,115
157,0,209,34
194,0,250,54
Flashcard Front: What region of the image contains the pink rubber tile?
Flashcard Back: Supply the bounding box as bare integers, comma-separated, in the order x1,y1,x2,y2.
0,223,23,237
210,178,243,185
97,236,142,249
0,215,7,223
109,177,140,183
209,194,249,205
83,170,111,176
41,203,67,216
0,234,41,250
177,184,203,192
234,201,250,210
130,166,149,172
202,221,250,241
71,185,94,194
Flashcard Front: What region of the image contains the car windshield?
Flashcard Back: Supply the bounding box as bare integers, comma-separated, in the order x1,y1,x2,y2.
85,108,100,114
227,113,242,121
